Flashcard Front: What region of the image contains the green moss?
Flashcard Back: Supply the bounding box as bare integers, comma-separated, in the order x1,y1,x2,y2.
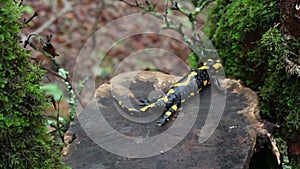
205,0,300,140
251,28,300,138
205,0,278,88
0,1,64,168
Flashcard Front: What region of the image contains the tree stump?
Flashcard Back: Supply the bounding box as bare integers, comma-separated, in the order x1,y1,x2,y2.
64,71,279,169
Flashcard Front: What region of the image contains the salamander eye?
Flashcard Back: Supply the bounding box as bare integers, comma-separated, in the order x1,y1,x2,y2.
205,59,215,67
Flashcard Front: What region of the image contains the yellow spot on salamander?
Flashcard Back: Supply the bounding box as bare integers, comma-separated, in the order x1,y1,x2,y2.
171,105,178,111
203,80,208,86
181,99,186,103
128,108,137,112
140,103,155,112
198,65,209,70
213,63,222,70
167,89,175,95
190,92,195,96
173,71,197,87
166,111,172,116
118,101,125,108
163,96,169,102
207,59,214,62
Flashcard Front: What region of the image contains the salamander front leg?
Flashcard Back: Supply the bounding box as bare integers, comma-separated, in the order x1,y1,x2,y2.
138,93,165,106
156,103,180,127
139,98,151,106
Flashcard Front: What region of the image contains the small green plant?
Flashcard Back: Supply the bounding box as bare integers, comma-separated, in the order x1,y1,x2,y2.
0,1,64,168
40,83,64,101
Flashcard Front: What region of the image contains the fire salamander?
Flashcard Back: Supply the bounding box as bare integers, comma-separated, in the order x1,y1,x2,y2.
114,59,223,127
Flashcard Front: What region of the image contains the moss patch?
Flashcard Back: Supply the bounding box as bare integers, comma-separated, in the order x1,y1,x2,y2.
0,1,64,168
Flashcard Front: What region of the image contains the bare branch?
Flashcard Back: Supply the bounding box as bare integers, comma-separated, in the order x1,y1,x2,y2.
56,95,65,143
23,12,38,25
120,0,215,62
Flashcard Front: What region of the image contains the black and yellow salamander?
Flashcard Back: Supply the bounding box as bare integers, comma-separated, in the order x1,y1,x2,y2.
114,59,223,127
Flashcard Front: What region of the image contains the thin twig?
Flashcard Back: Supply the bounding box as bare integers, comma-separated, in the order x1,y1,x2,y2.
23,12,39,25
26,33,85,110
18,0,24,7
48,126,64,135
41,67,65,80
165,0,169,16
119,0,157,13
42,67,85,108
170,0,213,31
56,95,64,143
120,0,193,46
121,0,216,62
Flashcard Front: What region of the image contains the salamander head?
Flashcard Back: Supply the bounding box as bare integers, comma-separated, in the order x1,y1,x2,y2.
198,59,222,73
